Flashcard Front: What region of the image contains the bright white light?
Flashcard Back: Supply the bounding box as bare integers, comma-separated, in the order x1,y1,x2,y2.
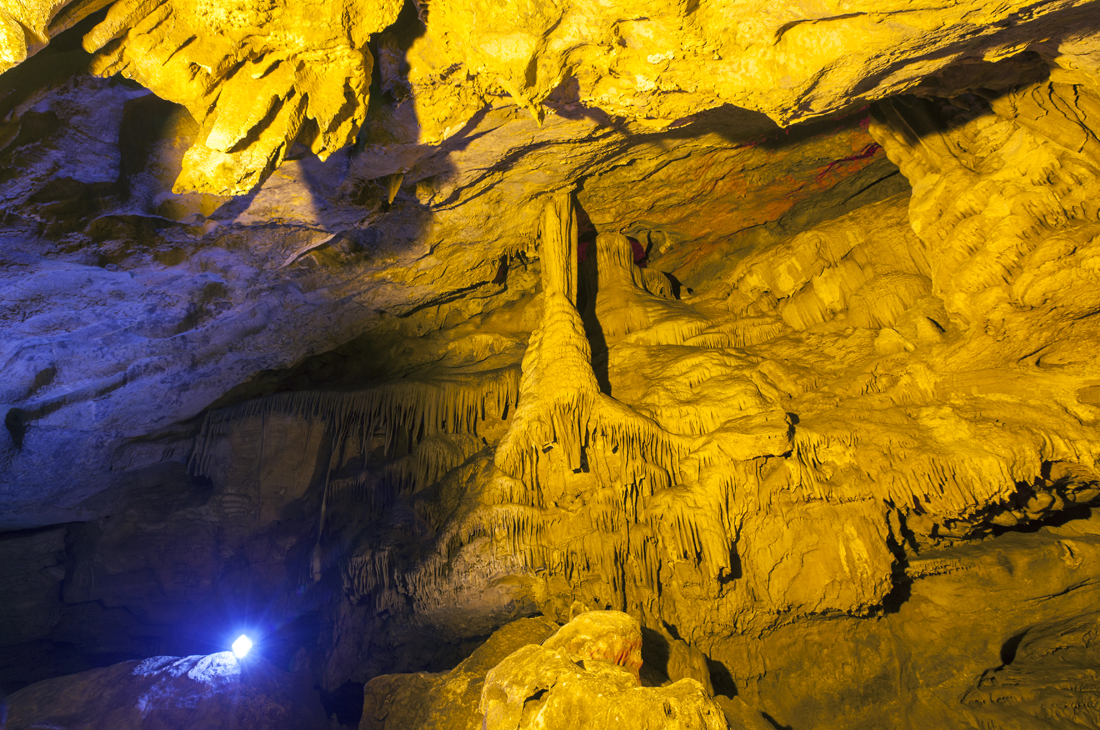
231,635,253,659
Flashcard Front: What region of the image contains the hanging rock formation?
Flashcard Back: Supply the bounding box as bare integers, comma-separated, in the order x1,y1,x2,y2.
494,192,686,490
4,1,1100,729
7,0,1100,194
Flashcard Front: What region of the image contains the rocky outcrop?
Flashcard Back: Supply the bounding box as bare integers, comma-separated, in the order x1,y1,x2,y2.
7,0,1100,193
80,0,402,196
362,611,742,730
0,0,106,74
718,512,1100,728
360,616,560,730
477,612,730,730
5,652,328,729
480,646,726,730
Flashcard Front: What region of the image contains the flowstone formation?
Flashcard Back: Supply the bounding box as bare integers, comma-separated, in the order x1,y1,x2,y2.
289,80,1100,725
204,145,1096,726
494,192,687,493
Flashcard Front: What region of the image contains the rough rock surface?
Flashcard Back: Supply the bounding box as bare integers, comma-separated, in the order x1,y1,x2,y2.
718,512,1100,728
0,50,899,529
7,0,1100,192
5,652,328,729
479,611,727,730
363,611,747,730
481,648,726,730
540,610,644,682
360,616,560,730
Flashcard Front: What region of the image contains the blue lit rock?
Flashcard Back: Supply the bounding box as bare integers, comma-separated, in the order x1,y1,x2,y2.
5,652,327,730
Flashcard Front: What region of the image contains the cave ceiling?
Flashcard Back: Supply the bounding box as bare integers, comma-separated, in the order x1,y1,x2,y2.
2,0,1100,728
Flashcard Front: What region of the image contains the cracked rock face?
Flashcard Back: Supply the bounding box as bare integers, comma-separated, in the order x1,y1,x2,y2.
7,0,1100,194
3,2,1100,729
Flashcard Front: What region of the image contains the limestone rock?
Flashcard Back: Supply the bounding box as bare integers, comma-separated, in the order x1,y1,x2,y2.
480,642,727,730
715,513,1100,728
404,0,1100,131
641,628,715,697
961,613,1100,729
0,0,106,73
360,616,560,730
494,192,684,490
482,654,726,730
8,0,1100,194
541,610,644,682
362,611,729,730
0,526,66,647
713,697,775,730
77,0,402,195
0,49,906,534
5,6,1100,729
5,652,327,729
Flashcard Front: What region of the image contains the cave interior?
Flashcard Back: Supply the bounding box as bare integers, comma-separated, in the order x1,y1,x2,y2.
2,0,1100,728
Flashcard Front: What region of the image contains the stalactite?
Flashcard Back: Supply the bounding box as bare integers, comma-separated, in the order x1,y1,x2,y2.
338,82,1100,657
189,366,518,478
327,432,484,516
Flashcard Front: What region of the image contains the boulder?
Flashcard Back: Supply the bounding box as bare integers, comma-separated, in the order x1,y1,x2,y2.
363,611,740,729
360,616,560,730
5,652,327,730
480,646,727,730
479,611,729,730
541,610,644,682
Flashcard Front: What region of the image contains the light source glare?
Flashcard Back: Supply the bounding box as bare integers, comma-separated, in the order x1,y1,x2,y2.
231,635,253,659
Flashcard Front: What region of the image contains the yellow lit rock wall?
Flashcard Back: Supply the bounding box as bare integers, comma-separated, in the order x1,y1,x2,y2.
179,89,1099,707
6,0,1100,195
79,0,403,195
199,69,1100,723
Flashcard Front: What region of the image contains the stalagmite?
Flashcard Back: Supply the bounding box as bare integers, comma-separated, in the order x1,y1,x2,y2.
495,192,687,488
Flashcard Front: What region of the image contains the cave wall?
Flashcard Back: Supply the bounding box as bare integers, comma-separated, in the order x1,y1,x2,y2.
2,2,1100,728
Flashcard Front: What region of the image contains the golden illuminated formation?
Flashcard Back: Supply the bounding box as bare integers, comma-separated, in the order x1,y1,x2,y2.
2,0,1100,728
78,0,402,194
7,0,1098,194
